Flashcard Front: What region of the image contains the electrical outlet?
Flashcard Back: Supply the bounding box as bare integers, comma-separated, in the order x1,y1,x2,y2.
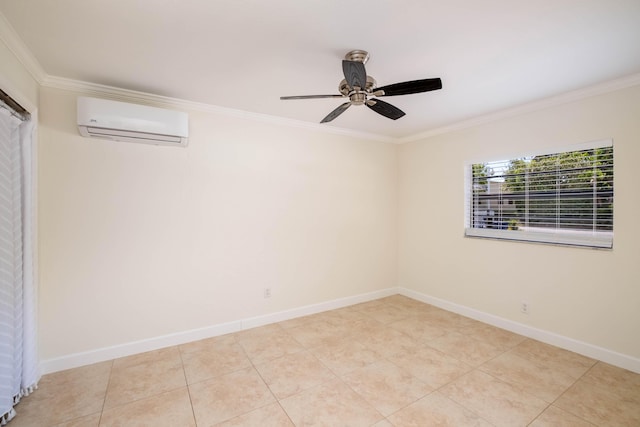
521,301,529,314
264,288,271,298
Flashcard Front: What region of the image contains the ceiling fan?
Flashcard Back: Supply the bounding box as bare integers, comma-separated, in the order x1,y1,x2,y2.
280,50,442,123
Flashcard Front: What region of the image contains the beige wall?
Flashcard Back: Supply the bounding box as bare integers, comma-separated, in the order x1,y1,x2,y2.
38,87,398,360
5,33,640,366
398,85,640,359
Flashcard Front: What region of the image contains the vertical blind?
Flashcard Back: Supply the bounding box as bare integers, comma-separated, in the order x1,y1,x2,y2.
0,100,38,425
465,140,614,248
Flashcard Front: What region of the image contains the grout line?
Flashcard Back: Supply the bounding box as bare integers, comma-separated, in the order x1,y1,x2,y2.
177,347,198,426
237,327,303,426
540,361,600,426
97,358,115,425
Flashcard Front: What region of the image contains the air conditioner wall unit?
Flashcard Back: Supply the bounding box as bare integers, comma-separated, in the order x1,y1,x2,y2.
77,97,189,147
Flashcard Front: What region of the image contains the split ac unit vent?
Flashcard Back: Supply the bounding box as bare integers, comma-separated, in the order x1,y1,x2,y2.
77,97,189,147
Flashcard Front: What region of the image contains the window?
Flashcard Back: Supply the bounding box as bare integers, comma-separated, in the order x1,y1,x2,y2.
465,140,613,248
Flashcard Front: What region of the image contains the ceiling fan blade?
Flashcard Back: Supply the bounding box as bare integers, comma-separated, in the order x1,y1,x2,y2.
342,60,367,90
320,102,351,123
376,78,442,96
366,99,406,120
280,94,344,100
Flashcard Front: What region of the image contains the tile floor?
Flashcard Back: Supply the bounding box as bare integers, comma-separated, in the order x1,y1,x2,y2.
9,295,640,426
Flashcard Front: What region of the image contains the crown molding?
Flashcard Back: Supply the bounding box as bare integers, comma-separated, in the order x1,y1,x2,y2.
43,71,640,146
3,9,639,145
0,12,47,84
42,75,396,144
399,72,640,144
0,11,393,144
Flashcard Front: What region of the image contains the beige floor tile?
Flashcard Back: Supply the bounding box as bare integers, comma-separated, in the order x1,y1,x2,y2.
348,317,386,336
414,307,467,330
320,318,356,337
411,311,486,336
278,314,317,329
357,303,414,324
448,314,487,333
238,330,305,364
10,296,640,427
178,333,238,354
457,322,526,350
581,362,640,403
554,378,640,426
255,350,336,399
285,320,349,348
371,420,394,427
387,345,473,389
9,361,112,426
388,316,449,342
376,294,414,305
342,360,432,416
189,367,275,426
108,346,174,370
349,299,387,311
479,351,578,402
181,339,252,384
54,413,101,427
354,326,419,358
234,323,285,341
428,331,505,366
387,392,493,427
280,379,384,426
322,306,377,323
216,402,294,426
440,370,548,426
310,338,382,376
99,387,195,426
510,339,596,379
104,346,186,409
529,405,596,426
381,294,433,312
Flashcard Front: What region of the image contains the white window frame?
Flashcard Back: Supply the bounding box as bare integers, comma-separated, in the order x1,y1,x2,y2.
464,139,613,249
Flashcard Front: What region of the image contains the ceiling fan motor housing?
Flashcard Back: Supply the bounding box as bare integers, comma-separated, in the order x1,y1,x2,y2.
339,76,377,97
349,92,367,105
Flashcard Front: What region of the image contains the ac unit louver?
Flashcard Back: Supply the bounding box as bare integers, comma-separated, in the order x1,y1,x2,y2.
77,97,189,147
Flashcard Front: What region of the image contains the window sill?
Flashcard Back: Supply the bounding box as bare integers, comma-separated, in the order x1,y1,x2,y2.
464,227,613,249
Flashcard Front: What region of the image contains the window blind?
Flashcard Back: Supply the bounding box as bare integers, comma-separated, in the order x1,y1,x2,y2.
465,140,613,248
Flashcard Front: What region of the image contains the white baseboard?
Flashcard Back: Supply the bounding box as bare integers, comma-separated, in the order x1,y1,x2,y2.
39,319,243,374
39,287,398,374
41,286,639,375
398,287,640,374
241,287,398,330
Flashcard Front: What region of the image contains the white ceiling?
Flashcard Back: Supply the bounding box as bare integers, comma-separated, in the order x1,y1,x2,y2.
2,0,640,140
